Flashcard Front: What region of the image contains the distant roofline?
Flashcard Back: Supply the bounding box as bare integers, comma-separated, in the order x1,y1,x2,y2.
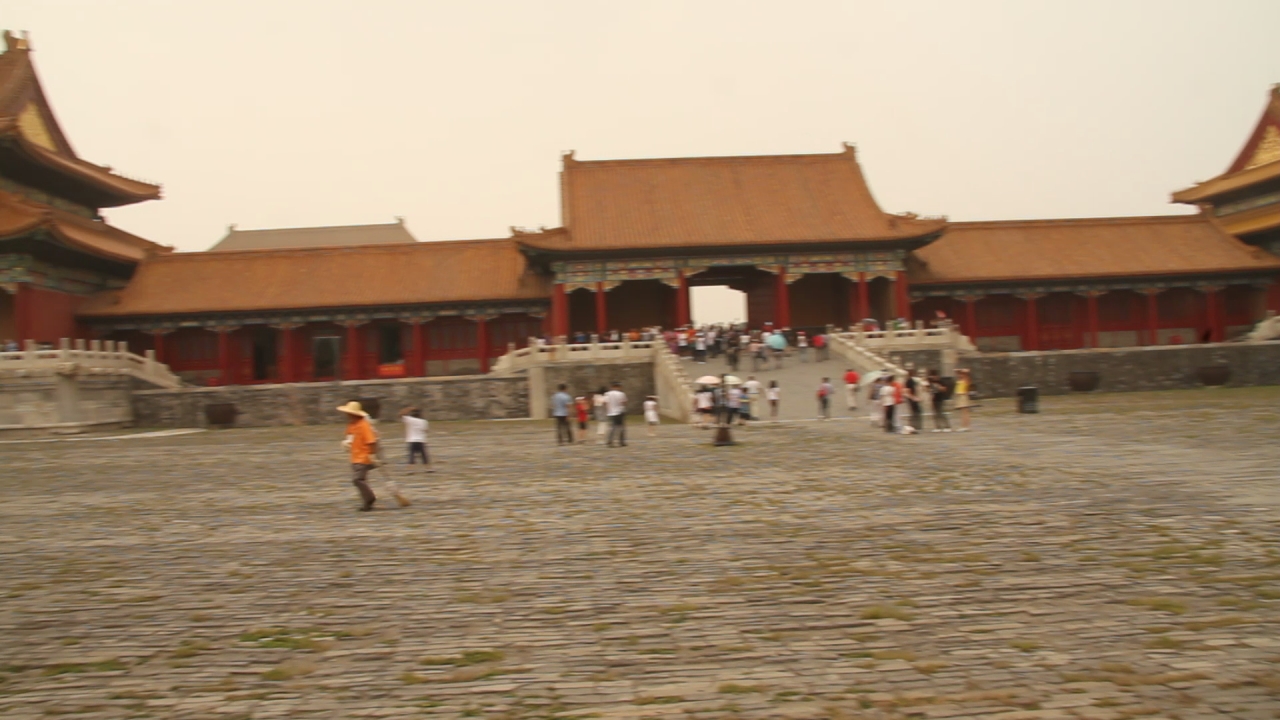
221,219,409,235
562,142,859,168
947,212,1206,230
175,236,515,259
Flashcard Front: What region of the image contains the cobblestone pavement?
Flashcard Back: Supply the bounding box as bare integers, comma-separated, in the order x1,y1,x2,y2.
2,388,1279,720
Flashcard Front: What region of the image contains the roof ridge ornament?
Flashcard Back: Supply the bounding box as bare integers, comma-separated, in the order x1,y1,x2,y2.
3,30,31,52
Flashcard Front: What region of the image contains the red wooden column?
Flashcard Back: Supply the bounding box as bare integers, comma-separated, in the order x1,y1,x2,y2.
676,270,691,327
150,330,168,365
475,316,491,374
895,270,912,323
279,324,300,382
858,272,870,326
343,322,362,379
216,327,233,385
595,282,608,334
963,295,978,339
12,283,31,342
409,320,425,376
1085,292,1101,349
846,274,861,328
1020,293,1041,351
1203,284,1223,343
1143,289,1160,346
551,283,568,339
774,269,791,328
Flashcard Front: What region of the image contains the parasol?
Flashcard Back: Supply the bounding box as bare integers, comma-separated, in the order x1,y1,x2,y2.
695,375,722,385
766,333,787,350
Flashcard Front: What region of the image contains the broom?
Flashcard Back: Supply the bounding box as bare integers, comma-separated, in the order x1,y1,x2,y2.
373,446,412,507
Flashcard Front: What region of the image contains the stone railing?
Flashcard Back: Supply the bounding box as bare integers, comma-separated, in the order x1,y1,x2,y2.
491,338,660,374
826,332,907,378
652,342,695,423
0,338,182,389
492,338,693,422
832,324,974,352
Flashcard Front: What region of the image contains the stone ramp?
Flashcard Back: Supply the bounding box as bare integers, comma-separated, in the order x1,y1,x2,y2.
684,348,867,421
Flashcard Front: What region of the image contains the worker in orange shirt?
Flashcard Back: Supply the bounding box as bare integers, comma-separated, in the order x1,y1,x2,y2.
338,401,380,512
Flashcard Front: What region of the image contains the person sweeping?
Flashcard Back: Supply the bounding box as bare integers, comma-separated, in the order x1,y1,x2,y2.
338,401,380,512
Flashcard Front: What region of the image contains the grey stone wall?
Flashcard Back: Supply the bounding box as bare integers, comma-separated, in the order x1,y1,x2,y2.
882,349,947,375
133,374,529,429
0,374,132,430
964,341,1280,398
541,361,655,416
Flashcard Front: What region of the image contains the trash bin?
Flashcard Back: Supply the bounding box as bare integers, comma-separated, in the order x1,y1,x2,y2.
1017,386,1039,414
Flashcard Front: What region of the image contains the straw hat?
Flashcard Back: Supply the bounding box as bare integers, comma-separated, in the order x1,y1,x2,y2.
336,401,368,418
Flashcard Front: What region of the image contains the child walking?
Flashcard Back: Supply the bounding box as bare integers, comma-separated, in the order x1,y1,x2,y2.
644,395,660,436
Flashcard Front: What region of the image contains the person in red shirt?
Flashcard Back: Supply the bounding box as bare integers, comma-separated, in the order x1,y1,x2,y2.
338,401,379,512
843,368,860,412
574,396,590,442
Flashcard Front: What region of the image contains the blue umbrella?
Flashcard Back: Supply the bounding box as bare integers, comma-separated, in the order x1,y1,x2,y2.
766,333,787,350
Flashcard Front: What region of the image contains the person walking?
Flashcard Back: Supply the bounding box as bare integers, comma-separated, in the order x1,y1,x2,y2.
742,376,762,421
695,387,715,428
399,407,433,472
726,384,744,426
867,376,882,427
575,395,591,442
927,369,952,432
767,380,781,420
604,382,628,447
593,386,609,439
813,331,828,361
338,401,379,512
904,368,924,432
750,339,764,371
797,331,809,362
551,383,574,445
878,379,897,434
644,395,660,436
843,368,860,412
816,377,833,419
954,368,975,432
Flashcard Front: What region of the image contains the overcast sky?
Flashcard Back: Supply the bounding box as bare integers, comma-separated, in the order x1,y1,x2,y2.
6,0,1279,322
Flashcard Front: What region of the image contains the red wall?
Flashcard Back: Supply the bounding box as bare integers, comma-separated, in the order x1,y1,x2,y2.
15,284,83,344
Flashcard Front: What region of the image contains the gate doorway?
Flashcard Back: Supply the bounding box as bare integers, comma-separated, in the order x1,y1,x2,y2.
691,286,746,325
313,336,340,379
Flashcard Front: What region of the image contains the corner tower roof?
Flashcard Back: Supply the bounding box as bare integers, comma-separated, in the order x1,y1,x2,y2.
0,30,161,208
1173,85,1280,205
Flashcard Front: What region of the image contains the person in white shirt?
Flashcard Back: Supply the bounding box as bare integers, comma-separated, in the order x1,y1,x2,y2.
643,395,660,436
879,379,898,433
592,387,608,439
398,407,433,472
695,389,715,428
741,376,763,421
766,380,781,420
604,382,628,447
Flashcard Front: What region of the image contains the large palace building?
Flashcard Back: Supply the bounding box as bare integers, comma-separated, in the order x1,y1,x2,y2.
4,32,1280,385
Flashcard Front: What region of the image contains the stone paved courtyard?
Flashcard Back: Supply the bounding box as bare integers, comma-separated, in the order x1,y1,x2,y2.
2,388,1280,720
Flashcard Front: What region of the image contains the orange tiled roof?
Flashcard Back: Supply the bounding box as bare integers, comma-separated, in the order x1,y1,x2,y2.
911,214,1280,285
1173,85,1280,204
521,144,944,252
0,31,161,207
79,239,550,317
209,220,417,251
0,190,169,264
